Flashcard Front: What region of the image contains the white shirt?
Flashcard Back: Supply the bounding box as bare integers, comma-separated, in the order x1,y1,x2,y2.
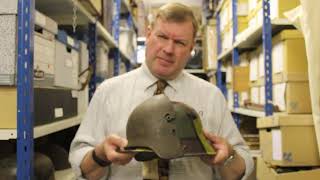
69,63,254,180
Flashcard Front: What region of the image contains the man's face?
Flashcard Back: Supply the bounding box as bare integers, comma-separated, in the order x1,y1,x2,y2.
145,18,195,80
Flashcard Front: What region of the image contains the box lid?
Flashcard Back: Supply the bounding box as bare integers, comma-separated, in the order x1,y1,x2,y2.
56,30,80,50
273,30,304,43
257,114,313,128
0,0,18,14
35,10,58,35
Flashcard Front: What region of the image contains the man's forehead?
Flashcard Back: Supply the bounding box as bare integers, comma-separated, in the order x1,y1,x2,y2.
153,19,194,40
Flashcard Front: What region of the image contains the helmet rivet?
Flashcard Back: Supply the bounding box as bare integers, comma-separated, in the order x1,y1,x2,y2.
165,113,174,122
171,129,176,135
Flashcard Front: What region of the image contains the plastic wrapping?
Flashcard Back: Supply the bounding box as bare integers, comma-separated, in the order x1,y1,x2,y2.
285,1,320,156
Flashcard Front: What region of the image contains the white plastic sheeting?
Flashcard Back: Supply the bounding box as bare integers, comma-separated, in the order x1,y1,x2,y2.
286,1,320,156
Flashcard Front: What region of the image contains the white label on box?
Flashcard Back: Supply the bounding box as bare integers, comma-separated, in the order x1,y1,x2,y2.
259,86,265,105
238,3,248,16
226,64,233,83
274,83,286,111
250,87,259,104
54,108,63,118
272,42,284,74
250,57,258,81
67,36,75,47
35,11,46,27
270,0,279,19
65,58,73,68
272,129,283,160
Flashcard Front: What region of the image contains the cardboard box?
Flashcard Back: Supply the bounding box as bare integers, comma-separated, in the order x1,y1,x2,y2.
202,21,218,70
272,30,308,82
0,87,17,128
33,30,56,88
257,115,320,166
226,61,233,84
79,0,102,16
257,157,320,180
96,40,109,79
0,15,16,85
233,66,250,92
78,41,89,114
239,90,250,106
0,9,58,85
0,88,78,128
249,50,259,83
248,0,300,28
54,31,80,90
257,81,311,113
250,86,260,104
102,0,113,34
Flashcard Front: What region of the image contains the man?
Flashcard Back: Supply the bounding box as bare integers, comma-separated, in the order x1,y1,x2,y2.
69,3,254,180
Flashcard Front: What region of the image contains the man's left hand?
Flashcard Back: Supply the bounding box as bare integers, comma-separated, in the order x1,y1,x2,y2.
201,131,234,165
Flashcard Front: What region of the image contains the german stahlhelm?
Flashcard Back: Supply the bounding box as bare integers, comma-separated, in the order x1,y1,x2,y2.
124,94,216,161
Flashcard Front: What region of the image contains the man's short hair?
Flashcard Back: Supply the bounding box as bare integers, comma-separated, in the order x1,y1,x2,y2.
150,3,199,39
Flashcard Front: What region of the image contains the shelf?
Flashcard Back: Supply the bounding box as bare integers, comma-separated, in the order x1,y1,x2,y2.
231,108,265,118
36,0,117,48
217,18,294,62
217,47,233,61
119,50,132,62
55,168,76,179
234,18,293,50
0,115,83,140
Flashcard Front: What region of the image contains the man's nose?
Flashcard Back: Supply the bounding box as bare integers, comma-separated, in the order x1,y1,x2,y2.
163,40,174,55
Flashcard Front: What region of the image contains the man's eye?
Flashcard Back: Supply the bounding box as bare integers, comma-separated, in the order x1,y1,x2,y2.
158,35,168,40
175,41,186,46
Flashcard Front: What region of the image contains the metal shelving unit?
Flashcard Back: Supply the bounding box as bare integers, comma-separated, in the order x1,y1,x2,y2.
215,0,280,117
17,0,34,178
0,0,138,178
217,18,293,61
0,115,83,140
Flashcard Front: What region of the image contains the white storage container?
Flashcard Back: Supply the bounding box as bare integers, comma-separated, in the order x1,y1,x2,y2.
96,40,109,79
0,5,58,85
54,31,80,89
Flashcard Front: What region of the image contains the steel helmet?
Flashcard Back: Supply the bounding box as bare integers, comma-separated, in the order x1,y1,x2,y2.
124,94,216,161
0,152,55,180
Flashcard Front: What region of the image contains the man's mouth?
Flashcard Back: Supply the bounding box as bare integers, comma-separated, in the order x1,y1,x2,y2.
157,56,174,65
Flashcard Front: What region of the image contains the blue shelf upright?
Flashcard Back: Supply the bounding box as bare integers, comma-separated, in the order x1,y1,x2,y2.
17,0,34,179
262,0,273,116
88,23,97,101
231,0,240,126
112,0,121,76
216,13,227,98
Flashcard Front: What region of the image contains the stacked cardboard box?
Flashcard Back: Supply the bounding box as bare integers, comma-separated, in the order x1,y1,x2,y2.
220,0,249,51
247,30,311,113
257,115,320,179
202,19,218,71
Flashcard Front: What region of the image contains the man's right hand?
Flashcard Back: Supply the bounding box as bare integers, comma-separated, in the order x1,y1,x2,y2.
95,134,134,166
81,134,134,179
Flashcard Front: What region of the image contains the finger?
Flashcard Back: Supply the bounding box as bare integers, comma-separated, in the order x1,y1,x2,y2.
212,150,226,164
203,132,222,144
107,134,128,148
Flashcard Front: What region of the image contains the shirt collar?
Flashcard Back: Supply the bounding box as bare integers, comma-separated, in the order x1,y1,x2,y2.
139,62,185,92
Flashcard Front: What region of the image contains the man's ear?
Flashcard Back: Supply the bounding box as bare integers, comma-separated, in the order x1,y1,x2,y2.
189,41,195,52
146,25,152,41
